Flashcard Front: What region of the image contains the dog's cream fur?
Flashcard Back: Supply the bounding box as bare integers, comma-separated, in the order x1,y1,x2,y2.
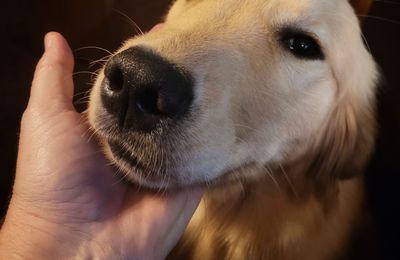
88,0,378,259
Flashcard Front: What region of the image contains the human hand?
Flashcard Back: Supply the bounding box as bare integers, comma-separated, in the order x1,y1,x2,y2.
0,32,202,260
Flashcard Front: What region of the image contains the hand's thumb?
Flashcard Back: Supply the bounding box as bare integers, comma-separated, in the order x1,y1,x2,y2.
28,32,75,114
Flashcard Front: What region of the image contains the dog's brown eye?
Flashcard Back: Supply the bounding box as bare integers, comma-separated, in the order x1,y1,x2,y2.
280,29,324,60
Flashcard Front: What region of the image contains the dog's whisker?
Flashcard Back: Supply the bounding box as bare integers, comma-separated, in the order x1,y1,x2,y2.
233,135,281,192
89,60,108,68
74,46,113,55
84,124,102,144
163,148,172,194
78,116,97,143
262,164,282,193
113,8,144,36
87,128,100,144
73,91,90,105
279,164,299,198
76,57,100,63
73,71,99,77
73,89,92,98
357,14,400,26
74,95,91,104
154,151,165,194
111,164,130,187
74,100,90,107
157,148,167,193
89,55,113,68
74,95,90,102
232,167,246,196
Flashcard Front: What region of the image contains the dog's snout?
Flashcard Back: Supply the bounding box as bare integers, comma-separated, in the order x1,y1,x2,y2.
101,46,194,132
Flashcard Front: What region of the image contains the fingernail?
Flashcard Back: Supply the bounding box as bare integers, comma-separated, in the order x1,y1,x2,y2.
44,33,53,51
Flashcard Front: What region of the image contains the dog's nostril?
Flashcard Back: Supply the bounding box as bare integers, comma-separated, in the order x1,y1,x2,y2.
106,66,124,92
136,88,161,115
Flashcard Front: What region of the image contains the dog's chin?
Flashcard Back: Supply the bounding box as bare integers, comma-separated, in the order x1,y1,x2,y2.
105,139,256,190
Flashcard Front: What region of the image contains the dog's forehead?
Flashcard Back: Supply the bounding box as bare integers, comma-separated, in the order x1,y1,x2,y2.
182,0,340,11
173,0,346,24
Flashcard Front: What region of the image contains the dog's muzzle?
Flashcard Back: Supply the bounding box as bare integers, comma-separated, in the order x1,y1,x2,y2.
101,46,194,133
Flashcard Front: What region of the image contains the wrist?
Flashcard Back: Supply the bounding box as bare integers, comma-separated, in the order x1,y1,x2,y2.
0,204,84,259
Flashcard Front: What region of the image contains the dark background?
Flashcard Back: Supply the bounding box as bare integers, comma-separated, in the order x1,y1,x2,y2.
0,1,399,259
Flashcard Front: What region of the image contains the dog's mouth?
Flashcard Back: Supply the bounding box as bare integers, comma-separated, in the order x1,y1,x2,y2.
103,135,256,189
108,140,145,171
105,137,176,188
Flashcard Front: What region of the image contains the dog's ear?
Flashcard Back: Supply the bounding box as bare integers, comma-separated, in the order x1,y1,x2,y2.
349,0,373,15
307,100,376,182
309,0,378,182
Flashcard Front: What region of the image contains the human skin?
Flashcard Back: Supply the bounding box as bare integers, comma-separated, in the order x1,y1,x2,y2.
0,32,202,260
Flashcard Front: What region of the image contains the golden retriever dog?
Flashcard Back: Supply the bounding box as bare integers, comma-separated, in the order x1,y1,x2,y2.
88,0,378,259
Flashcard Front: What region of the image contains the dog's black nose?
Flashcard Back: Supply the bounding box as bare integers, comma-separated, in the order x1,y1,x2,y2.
101,47,194,132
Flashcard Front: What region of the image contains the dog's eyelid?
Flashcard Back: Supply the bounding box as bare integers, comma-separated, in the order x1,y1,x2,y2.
277,26,322,44
278,27,325,60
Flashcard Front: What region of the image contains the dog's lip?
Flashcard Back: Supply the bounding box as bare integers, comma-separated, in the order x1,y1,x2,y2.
108,140,146,170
